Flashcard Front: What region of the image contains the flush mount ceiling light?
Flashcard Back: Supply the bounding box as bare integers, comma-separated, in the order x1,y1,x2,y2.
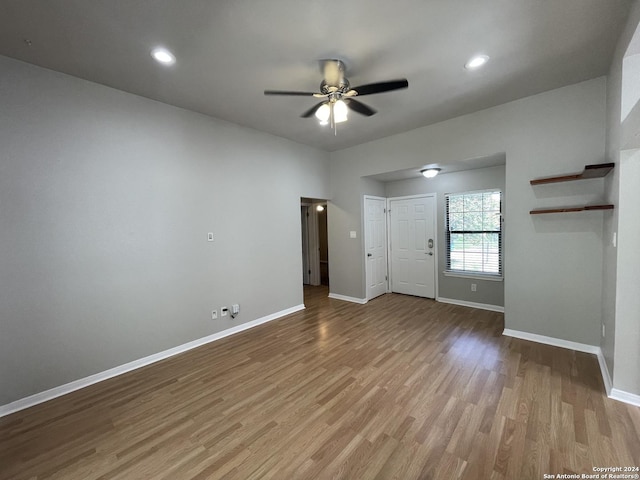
465,54,489,70
421,168,441,178
151,47,176,66
316,205,325,212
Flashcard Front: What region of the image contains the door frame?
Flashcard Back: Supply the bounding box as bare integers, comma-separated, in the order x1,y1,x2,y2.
301,205,310,284
301,202,322,286
364,195,390,300
386,193,439,299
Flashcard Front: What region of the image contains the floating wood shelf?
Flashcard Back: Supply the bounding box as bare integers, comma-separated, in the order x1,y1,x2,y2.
530,204,614,215
530,163,614,185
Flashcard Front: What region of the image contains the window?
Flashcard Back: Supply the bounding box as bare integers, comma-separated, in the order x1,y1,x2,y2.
445,190,502,277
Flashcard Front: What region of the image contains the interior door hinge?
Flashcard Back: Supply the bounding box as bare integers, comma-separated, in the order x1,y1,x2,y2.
308,270,311,274
385,275,388,281
384,208,387,213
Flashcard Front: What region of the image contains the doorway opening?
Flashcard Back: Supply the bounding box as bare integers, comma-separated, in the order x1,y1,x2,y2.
301,198,329,288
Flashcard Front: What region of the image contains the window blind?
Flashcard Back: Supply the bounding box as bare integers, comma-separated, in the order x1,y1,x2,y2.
445,190,502,276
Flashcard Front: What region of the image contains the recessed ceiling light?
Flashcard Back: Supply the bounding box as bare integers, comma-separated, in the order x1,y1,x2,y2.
151,47,176,66
465,55,489,70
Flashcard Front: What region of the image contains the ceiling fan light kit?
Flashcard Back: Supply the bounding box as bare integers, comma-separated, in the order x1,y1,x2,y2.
265,59,408,135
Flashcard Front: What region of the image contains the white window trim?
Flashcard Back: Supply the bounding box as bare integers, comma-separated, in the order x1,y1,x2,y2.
445,188,503,277
443,271,503,281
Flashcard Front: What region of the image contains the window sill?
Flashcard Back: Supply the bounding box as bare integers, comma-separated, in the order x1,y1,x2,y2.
443,271,503,282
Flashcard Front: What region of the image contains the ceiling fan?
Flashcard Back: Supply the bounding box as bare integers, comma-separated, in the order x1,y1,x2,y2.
264,59,408,132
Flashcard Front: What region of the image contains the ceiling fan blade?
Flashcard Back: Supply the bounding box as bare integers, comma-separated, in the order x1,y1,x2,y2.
345,99,377,116
264,90,319,96
301,102,326,118
351,79,409,96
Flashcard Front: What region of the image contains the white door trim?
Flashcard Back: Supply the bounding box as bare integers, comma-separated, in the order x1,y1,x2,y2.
300,205,310,284
301,203,320,286
308,204,322,286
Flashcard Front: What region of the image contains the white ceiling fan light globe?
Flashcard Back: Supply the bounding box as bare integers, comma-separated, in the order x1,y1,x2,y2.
315,103,330,124
334,99,348,123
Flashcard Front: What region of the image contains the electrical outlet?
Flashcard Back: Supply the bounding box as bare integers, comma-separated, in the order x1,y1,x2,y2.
211,310,217,320
221,306,228,317
231,304,240,315
471,283,477,292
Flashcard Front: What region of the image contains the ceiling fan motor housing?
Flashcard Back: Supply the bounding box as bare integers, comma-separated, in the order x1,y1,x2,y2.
320,78,350,95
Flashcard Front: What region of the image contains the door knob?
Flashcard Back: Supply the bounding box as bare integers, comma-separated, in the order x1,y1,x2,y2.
426,252,433,256
367,253,373,257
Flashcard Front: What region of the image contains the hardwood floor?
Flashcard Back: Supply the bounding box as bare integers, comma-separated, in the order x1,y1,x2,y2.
1,286,639,479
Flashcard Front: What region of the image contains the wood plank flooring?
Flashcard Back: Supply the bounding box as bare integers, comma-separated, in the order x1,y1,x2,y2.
1,286,639,479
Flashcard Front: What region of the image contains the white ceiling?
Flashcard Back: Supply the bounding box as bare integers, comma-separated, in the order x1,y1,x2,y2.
0,0,632,152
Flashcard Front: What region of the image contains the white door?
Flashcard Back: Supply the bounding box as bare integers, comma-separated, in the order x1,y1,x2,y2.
389,195,436,298
364,196,388,300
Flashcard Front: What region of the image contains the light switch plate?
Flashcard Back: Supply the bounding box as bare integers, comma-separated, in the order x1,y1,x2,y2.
349,231,357,239
207,232,214,242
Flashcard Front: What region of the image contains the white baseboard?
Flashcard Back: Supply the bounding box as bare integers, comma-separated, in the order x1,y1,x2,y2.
0,304,305,418
595,349,613,395
610,388,640,407
503,328,640,408
328,293,368,304
437,297,504,313
502,328,600,354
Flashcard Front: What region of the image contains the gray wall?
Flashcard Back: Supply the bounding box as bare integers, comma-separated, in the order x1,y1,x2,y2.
385,165,505,308
329,77,607,346
0,56,330,405
326,173,384,301
603,2,640,396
